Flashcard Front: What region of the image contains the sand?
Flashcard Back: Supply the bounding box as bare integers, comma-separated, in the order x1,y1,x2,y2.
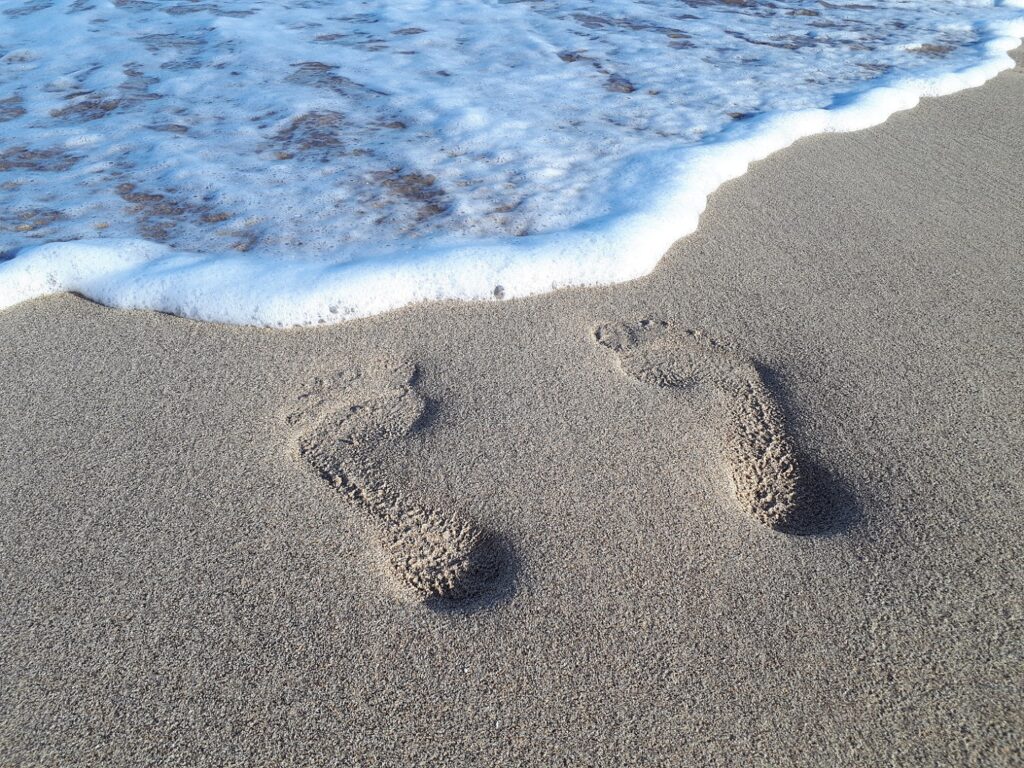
1,50,1022,767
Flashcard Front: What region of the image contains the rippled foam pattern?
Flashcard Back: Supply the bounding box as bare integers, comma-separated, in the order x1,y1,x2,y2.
1,0,1022,324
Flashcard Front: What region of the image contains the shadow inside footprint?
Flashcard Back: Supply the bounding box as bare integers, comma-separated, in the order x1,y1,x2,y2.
773,457,860,536
595,319,854,536
286,363,511,608
756,367,860,536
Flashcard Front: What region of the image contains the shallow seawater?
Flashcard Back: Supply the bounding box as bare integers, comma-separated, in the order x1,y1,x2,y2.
0,0,1022,323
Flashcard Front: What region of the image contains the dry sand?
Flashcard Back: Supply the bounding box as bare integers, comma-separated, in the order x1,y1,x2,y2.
2,51,1023,767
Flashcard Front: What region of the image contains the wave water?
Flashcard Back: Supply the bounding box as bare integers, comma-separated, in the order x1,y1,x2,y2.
1,0,1022,325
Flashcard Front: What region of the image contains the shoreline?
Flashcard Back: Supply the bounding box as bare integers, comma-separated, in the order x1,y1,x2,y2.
3,23,1024,326
1,49,1022,766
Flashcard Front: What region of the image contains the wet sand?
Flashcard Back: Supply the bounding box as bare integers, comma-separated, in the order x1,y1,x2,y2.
1,50,1022,768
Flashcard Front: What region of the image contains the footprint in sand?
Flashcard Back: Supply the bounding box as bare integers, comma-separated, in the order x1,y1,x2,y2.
595,319,808,531
285,362,503,604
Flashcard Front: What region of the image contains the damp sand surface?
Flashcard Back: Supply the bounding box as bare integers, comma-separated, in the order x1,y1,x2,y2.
1,49,1023,767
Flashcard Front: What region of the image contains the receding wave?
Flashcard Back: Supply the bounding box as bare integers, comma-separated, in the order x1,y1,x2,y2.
1,0,1022,324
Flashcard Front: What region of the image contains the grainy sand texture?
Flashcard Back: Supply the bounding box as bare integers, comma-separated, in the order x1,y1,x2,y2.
1,50,1023,768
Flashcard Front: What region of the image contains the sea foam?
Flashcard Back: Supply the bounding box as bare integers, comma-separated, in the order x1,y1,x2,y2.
1,0,1022,325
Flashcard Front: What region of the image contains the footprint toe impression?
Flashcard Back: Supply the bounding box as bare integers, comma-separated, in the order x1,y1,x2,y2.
287,363,502,603
596,320,804,531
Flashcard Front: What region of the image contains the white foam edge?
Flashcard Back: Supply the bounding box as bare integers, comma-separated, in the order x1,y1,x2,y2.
2,17,1022,327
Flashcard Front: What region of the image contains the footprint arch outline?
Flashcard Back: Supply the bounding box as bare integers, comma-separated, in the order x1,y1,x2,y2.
284,361,506,605
595,319,805,530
